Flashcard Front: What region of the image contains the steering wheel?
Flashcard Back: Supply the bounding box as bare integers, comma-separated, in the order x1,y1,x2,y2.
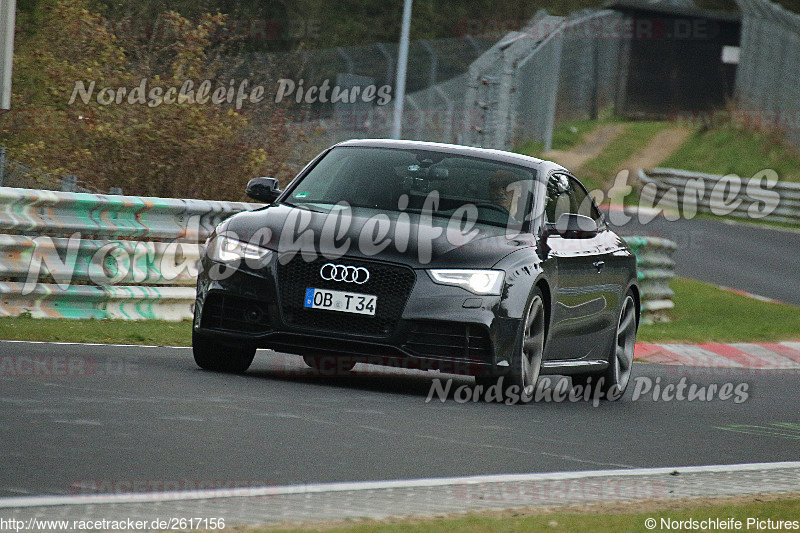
472,202,510,215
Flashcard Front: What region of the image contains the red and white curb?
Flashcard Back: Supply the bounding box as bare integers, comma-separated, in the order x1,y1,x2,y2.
636,342,800,368
716,286,788,305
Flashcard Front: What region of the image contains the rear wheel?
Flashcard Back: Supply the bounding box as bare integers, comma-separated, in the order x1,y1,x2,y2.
192,331,256,373
572,291,637,400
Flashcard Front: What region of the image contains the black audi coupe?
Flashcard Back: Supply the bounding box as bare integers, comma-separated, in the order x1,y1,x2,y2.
192,139,640,401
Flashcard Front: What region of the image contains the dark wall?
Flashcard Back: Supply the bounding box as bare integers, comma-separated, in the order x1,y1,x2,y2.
615,12,741,118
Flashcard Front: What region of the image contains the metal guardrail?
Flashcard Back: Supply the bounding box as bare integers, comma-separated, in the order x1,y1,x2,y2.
0,235,200,285
0,186,257,240
0,186,676,323
0,282,195,321
0,187,260,321
639,168,800,224
622,236,677,324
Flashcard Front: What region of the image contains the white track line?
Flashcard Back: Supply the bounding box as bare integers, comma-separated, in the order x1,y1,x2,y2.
2,462,799,509
0,340,190,349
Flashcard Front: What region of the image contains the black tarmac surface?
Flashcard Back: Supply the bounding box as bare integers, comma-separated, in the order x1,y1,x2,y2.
2,341,798,499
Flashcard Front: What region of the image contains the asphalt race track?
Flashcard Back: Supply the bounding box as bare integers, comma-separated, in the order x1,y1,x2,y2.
608,211,800,306
2,341,799,499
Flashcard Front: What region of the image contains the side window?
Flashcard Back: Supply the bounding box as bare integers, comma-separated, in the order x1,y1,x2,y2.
567,176,602,222
544,173,572,223
544,173,602,223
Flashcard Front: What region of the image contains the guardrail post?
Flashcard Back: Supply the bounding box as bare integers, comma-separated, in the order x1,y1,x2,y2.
622,236,677,324
61,174,77,192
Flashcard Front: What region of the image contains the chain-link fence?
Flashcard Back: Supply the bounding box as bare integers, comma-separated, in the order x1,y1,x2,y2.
267,37,493,156
291,9,626,153
461,11,566,151
462,9,625,151
296,9,627,154
735,0,800,150
0,146,108,193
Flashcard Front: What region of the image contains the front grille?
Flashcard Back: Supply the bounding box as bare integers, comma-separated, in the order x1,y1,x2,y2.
201,293,271,334
276,256,416,337
403,320,493,361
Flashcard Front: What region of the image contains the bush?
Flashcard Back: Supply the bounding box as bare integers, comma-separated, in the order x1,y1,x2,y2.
4,0,303,200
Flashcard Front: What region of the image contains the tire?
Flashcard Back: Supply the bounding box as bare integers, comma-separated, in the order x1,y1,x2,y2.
303,355,356,375
192,331,256,373
477,287,546,404
572,290,637,401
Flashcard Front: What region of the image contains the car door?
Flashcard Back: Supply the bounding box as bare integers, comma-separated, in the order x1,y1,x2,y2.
543,173,617,361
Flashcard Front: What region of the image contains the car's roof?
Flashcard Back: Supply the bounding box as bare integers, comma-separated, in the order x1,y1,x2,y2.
334,138,556,171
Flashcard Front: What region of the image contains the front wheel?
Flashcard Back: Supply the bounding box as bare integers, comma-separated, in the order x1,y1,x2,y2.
573,291,637,400
193,331,256,373
477,288,546,404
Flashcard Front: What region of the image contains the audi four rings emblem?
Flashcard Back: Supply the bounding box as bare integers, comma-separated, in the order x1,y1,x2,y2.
320,263,370,284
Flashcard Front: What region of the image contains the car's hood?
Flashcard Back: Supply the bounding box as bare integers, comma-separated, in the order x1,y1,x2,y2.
221,204,537,268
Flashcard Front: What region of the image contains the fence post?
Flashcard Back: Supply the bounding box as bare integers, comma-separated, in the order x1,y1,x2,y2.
0,146,5,187
543,37,563,152
419,39,439,88
336,47,354,75
434,86,454,142
376,42,395,86
61,174,77,192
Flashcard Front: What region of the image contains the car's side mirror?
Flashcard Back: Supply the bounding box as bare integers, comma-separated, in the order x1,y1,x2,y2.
246,177,281,203
552,213,599,239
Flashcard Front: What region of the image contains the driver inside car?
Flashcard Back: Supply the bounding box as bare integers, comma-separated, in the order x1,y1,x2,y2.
488,170,524,220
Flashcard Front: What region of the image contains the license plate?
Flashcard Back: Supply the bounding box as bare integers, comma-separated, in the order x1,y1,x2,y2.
304,288,377,316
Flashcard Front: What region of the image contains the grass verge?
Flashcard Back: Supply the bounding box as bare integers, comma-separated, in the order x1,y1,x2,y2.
515,111,619,156
249,494,800,532
0,316,192,346
578,120,671,192
661,128,800,183
638,277,800,343
0,278,797,346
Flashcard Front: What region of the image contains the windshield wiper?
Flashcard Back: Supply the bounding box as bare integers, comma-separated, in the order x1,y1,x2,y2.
279,201,326,213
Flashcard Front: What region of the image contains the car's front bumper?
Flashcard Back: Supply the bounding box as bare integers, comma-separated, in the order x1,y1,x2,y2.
193,254,522,377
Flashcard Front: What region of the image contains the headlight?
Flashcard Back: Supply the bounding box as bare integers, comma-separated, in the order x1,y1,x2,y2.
427,269,504,295
207,234,272,264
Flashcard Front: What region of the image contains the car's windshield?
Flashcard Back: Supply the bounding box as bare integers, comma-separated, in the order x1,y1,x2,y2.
282,146,539,228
